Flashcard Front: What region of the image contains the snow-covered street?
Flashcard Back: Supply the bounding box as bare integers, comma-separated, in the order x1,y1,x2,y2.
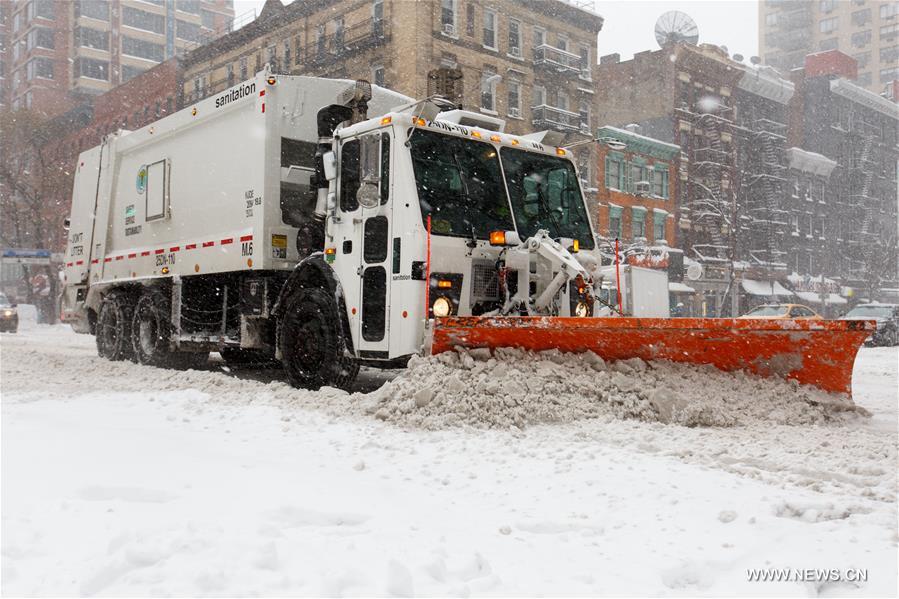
2,324,897,596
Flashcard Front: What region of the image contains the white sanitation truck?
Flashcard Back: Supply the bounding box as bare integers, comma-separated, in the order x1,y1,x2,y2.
62,70,605,389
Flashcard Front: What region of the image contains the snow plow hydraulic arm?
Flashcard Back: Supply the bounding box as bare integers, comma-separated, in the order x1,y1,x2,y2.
429,317,876,397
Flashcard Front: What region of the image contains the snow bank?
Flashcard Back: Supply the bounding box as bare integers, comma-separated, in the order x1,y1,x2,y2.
360,348,859,430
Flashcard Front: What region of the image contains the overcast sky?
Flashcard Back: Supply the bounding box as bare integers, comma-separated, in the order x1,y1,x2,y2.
233,0,759,63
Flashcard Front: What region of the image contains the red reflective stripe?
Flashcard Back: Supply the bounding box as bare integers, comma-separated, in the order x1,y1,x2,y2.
66,262,73,267
91,259,99,264
259,90,265,97
76,260,84,265
261,103,265,113
140,251,151,257
104,257,111,263
115,255,124,261
202,241,215,247
239,235,253,242
220,238,234,245
185,243,197,250
155,249,165,255
170,246,180,252
128,253,136,259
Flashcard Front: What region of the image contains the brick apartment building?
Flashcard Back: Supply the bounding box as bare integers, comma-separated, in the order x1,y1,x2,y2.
594,124,678,248
1,0,234,118
596,42,898,314
179,0,604,197
759,0,899,95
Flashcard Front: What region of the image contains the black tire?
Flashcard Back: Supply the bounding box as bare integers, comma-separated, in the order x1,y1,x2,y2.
279,287,358,390
96,294,134,361
220,347,280,369
131,291,209,369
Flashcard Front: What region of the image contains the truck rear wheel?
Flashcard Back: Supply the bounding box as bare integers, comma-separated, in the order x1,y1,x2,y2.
96,294,134,361
280,287,358,390
130,291,207,369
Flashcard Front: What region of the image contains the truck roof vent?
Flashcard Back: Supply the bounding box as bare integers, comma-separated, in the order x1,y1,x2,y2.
434,109,505,133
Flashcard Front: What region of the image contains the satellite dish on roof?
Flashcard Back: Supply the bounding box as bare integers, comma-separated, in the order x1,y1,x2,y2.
654,11,700,48
686,262,703,281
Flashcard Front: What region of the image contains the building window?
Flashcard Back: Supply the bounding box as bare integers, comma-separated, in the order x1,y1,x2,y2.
609,208,622,238
579,46,591,79
578,100,590,132
333,18,344,50
27,27,55,50
765,12,777,27
75,26,108,50
853,51,871,68
819,17,837,34
26,57,54,80
881,45,899,62
483,10,496,49
852,30,872,46
371,63,385,87
851,8,871,25
75,57,109,80
122,36,164,61
819,0,835,13
465,3,474,36
879,66,899,82
507,79,520,115
480,69,497,111
532,85,545,107
605,156,623,190
508,19,521,57
239,56,247,79
440,0,456,36
267,45,277,69
880,2,899,18
880,23,899,41
653,215,665,241
176,0,200,15
201,9,215,29
652,168,669,198
122,7,165,34
557,35,568,52
34,0,54,19
295,36,303,65
856,71,872,86
632,208,646,238
819,38,838,51
121,65,146,82
556,90,569,112
316,24,326,56
630,164,648,192
75,0,110,22
534,27,545,48
226,63,234,86
283,40,291,69
176,20,200,42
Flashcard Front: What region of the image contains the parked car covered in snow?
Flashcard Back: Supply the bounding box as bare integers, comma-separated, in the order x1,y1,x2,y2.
0,292,18,333
841,303,899,346
738,304,822,320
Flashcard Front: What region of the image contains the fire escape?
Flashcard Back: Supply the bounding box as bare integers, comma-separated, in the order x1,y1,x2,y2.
679,105,735,263
745,118,789,268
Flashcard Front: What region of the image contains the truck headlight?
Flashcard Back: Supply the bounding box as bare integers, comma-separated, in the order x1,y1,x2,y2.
575,302,589,318
432,296,452,318
2,310,12,317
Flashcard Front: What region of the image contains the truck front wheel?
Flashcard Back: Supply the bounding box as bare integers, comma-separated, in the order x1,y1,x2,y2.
96,294,134,361
279,287,358,390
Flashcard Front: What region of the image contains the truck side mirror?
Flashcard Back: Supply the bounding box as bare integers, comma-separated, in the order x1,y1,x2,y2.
323,151,337,182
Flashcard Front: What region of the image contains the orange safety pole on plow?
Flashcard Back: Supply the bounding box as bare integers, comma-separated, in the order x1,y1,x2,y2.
424,215,432,323
429,316,875,397
614,237,623,314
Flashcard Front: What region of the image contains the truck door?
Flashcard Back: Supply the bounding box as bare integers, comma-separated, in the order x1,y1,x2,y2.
355,132,393,359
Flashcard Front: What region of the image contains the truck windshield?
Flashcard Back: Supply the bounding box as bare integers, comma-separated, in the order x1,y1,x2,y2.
409,129,514,239
500,147,594,249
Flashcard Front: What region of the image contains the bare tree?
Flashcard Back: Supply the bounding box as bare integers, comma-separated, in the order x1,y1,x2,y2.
0,109,71,322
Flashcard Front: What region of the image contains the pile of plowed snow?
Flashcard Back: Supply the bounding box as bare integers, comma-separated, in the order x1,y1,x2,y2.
358,348,860,429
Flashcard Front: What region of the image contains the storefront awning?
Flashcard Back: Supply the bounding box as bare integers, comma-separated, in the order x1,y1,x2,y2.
795,291,848,305
669,282,695,293
742,279,793,297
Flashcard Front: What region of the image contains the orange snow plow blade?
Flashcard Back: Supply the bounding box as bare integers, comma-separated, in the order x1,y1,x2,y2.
430,317,875,397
